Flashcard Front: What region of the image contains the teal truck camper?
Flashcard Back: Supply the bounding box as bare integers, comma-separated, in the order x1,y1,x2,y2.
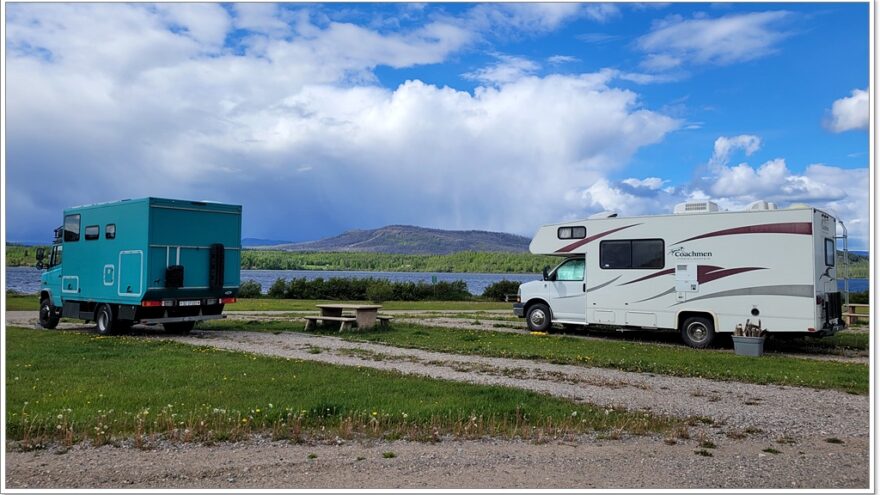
36,198,242,335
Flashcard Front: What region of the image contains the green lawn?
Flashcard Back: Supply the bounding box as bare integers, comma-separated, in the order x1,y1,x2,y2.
5,327,674,446
3,294,511,312
202,320,869,395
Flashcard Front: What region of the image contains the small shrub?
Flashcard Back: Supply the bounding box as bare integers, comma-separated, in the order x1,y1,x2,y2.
762,447,781,455
481,280,521,301
382,451,396,458
366,280,395,303
694,449,713,457
268,278,288,298
307,453,317,459
824,437,844,444
238,280,262,298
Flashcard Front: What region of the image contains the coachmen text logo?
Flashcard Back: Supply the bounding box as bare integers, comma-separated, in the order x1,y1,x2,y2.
669,246,712,259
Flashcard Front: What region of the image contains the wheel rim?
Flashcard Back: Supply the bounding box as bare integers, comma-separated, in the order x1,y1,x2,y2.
40,303,49,323
97,310,108,331
686,322,708,343
529,309,546,327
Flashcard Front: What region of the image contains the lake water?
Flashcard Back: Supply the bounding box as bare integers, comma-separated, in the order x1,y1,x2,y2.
5,266,869,296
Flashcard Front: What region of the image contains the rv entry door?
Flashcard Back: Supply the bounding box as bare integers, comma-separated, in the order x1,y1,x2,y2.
549,256,586,323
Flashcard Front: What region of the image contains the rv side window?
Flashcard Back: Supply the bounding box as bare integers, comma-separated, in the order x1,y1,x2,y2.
556,258,585,281
600,239,664,269
600,241,631,269
632,239,664,269
63,214,80,242
825,238,835,267
85,225,100,241
557,226,586,240
106,224,116,240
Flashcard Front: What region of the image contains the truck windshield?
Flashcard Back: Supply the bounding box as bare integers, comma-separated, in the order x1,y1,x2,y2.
555,258,585,281
50,245,63,267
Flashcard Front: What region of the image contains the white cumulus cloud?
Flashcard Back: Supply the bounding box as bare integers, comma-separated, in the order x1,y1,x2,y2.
826,88,869,133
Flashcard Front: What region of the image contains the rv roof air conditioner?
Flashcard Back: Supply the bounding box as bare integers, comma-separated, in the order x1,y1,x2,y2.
673,201,720,215
745,200,778,211
589,211,618,219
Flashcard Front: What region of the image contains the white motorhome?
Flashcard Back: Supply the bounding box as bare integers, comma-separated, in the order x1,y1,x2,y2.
513,201,848,348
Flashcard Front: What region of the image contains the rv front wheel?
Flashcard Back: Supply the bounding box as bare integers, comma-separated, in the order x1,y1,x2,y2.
95,304,116,336
526,303,551,332
681,316,715,349
39,298,60,329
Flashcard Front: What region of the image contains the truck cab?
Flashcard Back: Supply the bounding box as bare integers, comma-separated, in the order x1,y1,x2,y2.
514,255,586,332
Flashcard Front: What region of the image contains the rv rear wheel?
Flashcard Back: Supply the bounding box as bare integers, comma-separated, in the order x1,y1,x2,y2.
39,298,60,329
165,321,195,334
526,303,551,332
681,316,715,349
95,304,116,336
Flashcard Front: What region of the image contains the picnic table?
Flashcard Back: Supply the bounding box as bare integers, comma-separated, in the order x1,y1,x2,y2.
304,304,392,331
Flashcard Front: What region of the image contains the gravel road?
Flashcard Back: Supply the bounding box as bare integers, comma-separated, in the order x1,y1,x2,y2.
5,311,871,489
5,435,869,489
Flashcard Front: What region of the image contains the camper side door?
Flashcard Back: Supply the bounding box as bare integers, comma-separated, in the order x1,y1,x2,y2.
548,256,586,323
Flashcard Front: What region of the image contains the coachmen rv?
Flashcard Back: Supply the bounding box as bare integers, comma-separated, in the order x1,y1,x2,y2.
513,201,849,348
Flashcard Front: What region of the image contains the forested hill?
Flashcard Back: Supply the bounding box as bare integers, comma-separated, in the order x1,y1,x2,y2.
265,225,531,255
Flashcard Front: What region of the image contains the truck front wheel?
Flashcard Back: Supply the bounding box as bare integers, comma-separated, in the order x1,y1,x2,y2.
95,304,116,336
39,298,60,329
526,303,552,332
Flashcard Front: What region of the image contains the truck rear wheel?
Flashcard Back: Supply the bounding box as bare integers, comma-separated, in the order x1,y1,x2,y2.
526,303,552,332
680,316,715,348
39,298,60,329
164,321,195,334
95,304,117,336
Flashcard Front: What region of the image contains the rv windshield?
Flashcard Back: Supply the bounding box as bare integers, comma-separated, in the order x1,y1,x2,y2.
553,257,585,281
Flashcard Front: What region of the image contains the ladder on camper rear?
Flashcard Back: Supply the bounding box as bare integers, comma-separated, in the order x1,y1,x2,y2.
836,221,849,306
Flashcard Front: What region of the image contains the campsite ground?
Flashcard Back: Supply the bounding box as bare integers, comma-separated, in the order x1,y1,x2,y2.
4,309,871,489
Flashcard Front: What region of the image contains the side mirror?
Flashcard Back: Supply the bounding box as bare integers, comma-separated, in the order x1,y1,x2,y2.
36,261,44,270
542,266,550,281
35,247,45,261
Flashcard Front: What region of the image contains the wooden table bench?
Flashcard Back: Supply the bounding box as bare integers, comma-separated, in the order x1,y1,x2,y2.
843,303,870,326
305,304,387,331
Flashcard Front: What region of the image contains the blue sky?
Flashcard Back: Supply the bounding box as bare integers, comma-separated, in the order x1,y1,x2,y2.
4,3,871,248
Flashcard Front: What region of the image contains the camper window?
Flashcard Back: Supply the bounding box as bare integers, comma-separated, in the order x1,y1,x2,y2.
632,239,664,269
825,238,835,266
106,224,116,240
85,225,100,240
557,226,586,240
600,239,664,269
63,214,80,242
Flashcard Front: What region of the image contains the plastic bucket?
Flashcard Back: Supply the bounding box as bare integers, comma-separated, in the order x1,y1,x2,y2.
732,336,765,357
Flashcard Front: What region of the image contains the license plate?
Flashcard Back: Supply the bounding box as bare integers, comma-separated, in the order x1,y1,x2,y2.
179,300,201,307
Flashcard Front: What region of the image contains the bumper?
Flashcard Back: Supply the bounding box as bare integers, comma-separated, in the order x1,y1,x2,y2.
513,303,525,318
139,314,226,325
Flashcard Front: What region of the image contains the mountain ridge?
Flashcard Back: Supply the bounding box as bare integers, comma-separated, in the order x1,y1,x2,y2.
256,225,531,255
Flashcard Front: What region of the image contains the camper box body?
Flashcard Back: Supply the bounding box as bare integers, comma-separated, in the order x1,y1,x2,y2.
39,198,241,329
515,205,845,346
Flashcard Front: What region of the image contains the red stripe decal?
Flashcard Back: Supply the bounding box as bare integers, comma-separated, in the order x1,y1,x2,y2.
555,224,641,253
673,222,812,245
622,268,675,285
698,266,765,284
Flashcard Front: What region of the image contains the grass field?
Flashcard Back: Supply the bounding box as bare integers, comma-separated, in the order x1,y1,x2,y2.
5,327,676,447
202,320,869,394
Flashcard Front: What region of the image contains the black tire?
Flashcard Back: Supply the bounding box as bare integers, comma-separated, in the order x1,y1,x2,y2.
526,303,552,332
164,321,195,334
681,316,715,348
38,298,60,329
95,304,116,336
